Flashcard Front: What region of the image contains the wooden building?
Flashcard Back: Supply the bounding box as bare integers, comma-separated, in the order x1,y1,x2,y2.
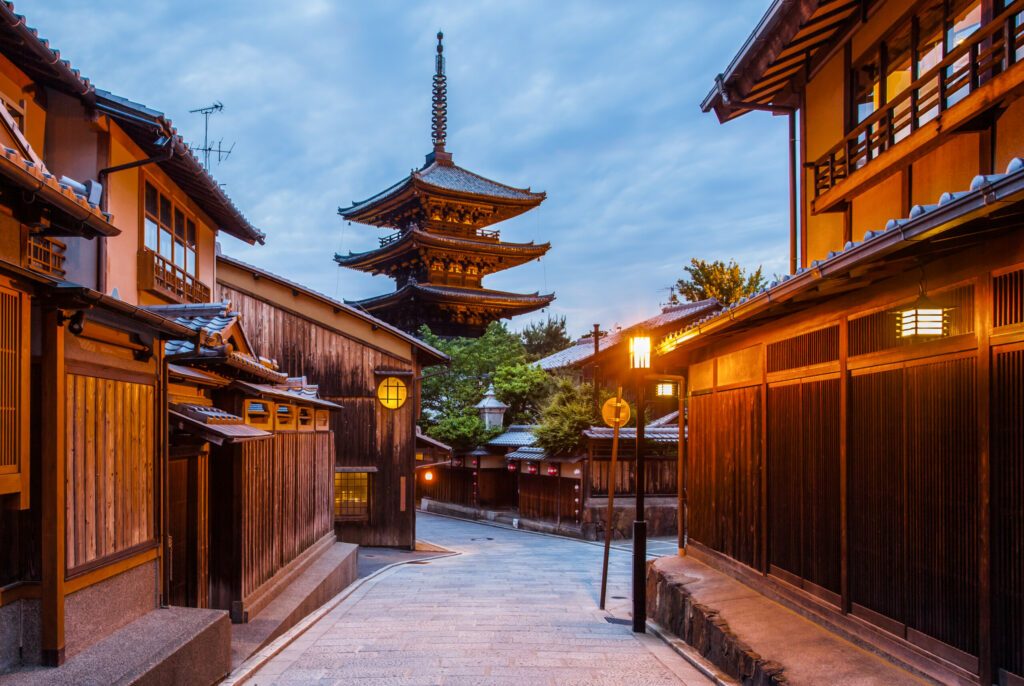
336,33,553,337
659,2,1024,684
216,254,448,549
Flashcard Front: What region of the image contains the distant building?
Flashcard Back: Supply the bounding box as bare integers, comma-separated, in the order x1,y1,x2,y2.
337,33,553,337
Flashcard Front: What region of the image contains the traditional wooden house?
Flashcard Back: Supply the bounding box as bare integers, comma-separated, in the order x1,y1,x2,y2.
653,2,1024,684
215,253,448,549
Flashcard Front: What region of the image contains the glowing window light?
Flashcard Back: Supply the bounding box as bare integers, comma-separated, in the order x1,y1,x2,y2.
629,335,651,370
655,382,677,397
423,470,434,482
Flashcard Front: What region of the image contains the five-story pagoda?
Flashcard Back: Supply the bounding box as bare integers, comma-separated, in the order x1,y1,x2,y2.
337,32,554,337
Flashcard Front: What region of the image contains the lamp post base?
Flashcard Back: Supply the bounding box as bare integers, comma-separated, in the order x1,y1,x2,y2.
632,519,647,633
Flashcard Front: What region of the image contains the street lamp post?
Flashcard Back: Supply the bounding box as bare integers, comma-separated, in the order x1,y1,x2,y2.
628,335,650,633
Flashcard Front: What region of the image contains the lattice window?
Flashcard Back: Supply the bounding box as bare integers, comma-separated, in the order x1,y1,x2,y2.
766,325,839,373
849,284,974,356
0,286,21,470
994,267,1024,328
334,471,370,521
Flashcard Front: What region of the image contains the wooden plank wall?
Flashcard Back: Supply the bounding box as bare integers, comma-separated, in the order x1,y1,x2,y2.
64,374,155,572
688,387,762,569
0,285,19,470
518,475,579,522
222,285,417,547
240,433,333,599
588,454,677,496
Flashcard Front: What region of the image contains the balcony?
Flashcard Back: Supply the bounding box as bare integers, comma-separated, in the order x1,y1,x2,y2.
24,234,66,279
812,6,1024,210
138,248,210,304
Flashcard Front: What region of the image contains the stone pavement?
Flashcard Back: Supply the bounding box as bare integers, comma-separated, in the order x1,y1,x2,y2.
243,513,713,685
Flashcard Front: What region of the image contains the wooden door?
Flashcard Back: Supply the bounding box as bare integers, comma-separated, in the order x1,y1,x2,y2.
167,453,209,608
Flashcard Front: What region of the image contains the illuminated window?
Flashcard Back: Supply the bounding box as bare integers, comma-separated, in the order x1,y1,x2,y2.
377,376,408,410
334,472,370,520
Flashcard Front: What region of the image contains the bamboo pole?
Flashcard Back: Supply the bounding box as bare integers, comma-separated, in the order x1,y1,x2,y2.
599,386,625,610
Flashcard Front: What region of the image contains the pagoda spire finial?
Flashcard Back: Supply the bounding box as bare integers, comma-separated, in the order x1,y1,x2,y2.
431,30,447,154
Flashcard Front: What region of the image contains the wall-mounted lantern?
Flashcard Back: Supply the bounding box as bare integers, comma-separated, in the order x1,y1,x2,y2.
898,295,949,339
655,381,678,397
629,334,651,370
377,376,408,409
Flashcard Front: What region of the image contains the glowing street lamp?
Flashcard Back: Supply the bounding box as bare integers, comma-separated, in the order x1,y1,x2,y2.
629,335,651,370
628,333,650,634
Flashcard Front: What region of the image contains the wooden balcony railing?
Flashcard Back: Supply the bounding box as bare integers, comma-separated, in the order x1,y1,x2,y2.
138,248,210,304
25,235,66,279
813,6,1024,198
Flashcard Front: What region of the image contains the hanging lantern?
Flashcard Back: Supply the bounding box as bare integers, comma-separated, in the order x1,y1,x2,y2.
898,295,949,339
547,465,559,476
507,461,517,472
525,463,538,475
423,470,434,482
629,335,651,370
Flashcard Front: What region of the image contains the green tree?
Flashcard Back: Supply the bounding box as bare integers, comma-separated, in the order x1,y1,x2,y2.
426,411,500,453
669,258,766,306
520,315,572,361
534,379,602,457
493,362,553,424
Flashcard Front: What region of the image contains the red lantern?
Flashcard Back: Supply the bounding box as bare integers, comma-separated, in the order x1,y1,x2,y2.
507,462,517,472
547,465,559,476
526,463,538,475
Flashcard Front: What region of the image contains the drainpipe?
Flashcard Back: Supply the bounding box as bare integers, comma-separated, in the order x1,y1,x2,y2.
715,75,799,274
96,138,175,294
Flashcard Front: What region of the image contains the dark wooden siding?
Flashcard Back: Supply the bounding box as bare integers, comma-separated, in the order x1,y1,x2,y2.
688,387,761,568
221,285,418,548
518,474,579,522
849,359,978,661
992,345,1023,680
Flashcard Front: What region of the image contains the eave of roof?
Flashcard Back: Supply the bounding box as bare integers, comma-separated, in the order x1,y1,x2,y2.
334,229,550,270
0,3,95,103
217,253,449,366
94,90,265,245
42,284,198,339
351,283,555,311
339,157,545,226
169,410,271,445
231,380,342,410
659,157,1024,356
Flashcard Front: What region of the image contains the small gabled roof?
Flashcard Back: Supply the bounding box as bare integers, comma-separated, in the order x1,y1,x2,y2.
584,412,681,445
488,424,537,448
416,427,453,454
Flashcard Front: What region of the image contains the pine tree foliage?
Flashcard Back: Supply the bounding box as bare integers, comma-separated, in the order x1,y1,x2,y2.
669,258,766,306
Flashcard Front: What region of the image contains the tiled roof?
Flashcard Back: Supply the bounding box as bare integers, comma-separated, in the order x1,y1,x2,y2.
351,283,555,310
169,409,271,444
584,412,680,444
150,302,239,356
659,156,1024,355
334,228,550,268
340,159,545,219
416,427,453,453
536,298,719,370
418,161,542,201
217,254,449,366
231,380,341,410
506,446,546,461
488,425,537,448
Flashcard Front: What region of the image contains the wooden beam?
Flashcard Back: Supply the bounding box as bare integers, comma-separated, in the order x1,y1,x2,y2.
40,308,66,666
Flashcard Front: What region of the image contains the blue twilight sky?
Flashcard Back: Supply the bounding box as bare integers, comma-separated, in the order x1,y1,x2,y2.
20,0,789,337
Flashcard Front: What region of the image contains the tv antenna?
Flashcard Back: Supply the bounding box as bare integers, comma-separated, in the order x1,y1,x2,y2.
188,101,235,170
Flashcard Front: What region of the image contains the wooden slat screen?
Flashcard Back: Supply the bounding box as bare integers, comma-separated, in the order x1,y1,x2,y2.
849,359,978,661
993,347,1024,680
849,285,975,356
993,267,1024,328
65,375,155,571
766,325,839,372
241,432,333,599
518,474,579,523
688,387,761,568
0,286,20,470
767,379,841,597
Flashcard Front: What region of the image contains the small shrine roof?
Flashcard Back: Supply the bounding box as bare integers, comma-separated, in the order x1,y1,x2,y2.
506,446,546,461
488,425,538,448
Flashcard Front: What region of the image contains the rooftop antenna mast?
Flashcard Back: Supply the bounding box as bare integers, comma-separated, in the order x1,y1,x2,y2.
188,101,234,170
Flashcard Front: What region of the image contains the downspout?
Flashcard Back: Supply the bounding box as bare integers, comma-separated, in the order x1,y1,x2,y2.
715,75,799,274
95,138,175,294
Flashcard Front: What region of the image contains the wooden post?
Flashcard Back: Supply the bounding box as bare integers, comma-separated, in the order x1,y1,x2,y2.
677,379,687,555
599,386,625,610
41,308,66,666
839,316,850,613
976,271,993,686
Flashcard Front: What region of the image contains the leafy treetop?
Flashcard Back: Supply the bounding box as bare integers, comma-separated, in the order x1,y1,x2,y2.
668,258,766,306
520,315,573,362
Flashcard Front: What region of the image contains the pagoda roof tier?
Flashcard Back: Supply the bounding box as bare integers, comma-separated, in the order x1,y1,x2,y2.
347,283,554,337
339,155,546,229
350,283,553,317
334,228,550,273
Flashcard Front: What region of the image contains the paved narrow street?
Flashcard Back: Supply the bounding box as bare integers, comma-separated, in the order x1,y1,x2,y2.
243,513,712,685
